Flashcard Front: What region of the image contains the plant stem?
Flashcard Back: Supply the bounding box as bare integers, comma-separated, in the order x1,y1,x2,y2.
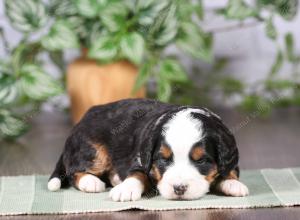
206,20,262,33
0,27,10,54
11,43,26,78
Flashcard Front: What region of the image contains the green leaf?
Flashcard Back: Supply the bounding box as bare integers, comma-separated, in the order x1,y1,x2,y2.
144,1,177,46
220,77,244,95
48,0,78,16
274,97,293,107
275,0,298,20
285,32,295,62
195,0,204,20
100,2,128,32
176,22,213,62
18,64,62,100
75,0,100,18
269,49,284,76
133,62,151,93
240,95,270,115
49,51,65,73
157,78,172,102
137,0,158,10
88,36,118,61
292,94,300,106
87,23,105,47
176,3,194,21
160,58,188,82
42,20,79,51
4,0,48,32
0,61,11,75
265,79,294,90
257,0,298,20
124,0,136,11
256,0,274,7
0,74,19,106
120,32,145,65
222,0,257,20
153,3,178,46
137,0,170,26
0,109,27,139
64,16,87,39
176,0,203,21
265,16,277,40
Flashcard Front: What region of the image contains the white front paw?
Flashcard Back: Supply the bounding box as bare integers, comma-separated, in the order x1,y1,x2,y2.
109,177,143,202
219,179,249,197
78,174,105,193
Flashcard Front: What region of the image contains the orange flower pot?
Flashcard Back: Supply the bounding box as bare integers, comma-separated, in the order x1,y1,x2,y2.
67,57,145,124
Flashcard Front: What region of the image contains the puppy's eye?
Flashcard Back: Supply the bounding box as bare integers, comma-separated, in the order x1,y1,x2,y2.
194,158,206,165
162,155,172,162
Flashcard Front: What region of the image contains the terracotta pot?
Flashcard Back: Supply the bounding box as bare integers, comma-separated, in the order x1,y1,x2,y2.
66,57,145,124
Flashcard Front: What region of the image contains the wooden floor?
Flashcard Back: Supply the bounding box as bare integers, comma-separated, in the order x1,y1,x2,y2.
0,107,300,220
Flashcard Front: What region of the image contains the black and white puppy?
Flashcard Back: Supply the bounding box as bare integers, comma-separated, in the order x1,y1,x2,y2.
48,99,249,201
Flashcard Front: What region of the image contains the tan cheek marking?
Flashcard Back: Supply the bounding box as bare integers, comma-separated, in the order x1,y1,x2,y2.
128,171,150,192
150,164,162,182
191,147,205,161
88,143,113,176
160,145,172,159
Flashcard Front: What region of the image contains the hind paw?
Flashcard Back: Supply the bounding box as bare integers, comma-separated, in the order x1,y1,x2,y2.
48,177,61,191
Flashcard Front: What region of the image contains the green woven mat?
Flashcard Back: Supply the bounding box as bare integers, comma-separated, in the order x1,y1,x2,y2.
1,168,300,216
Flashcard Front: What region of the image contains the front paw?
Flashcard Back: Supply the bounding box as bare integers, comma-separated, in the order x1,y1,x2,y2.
78,174,106,193
109,177,143,202
219,179,249,197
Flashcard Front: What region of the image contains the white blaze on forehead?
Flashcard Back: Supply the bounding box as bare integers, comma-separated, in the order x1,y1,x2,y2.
163,108,204,159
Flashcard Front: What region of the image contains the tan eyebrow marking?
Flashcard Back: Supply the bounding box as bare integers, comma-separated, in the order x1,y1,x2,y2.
191,146,205,161
160,145,173,159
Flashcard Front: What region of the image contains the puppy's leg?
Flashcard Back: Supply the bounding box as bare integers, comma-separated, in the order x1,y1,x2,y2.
67,142,112,193
74,172,106,193
216,168,249,197
109,172,150,202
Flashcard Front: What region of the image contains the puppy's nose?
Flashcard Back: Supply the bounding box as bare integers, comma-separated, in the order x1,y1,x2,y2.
173,184,187,196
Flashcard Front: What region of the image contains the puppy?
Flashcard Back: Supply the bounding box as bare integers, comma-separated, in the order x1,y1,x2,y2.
48,98,249,201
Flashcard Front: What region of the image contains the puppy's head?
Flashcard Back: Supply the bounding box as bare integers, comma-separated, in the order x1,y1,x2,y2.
150,108,238,200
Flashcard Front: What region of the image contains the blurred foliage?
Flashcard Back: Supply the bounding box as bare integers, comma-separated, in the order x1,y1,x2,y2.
0,49,63,139
0,0,300,140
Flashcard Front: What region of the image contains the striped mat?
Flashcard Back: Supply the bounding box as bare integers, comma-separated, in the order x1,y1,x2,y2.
0,168,300,215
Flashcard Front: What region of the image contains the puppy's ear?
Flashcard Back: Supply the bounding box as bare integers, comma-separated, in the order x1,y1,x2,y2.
131,119,161,175
214,124,239,178
190,111,239,177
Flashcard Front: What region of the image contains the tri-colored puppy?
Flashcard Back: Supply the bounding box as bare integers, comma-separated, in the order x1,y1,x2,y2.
48,99,249,201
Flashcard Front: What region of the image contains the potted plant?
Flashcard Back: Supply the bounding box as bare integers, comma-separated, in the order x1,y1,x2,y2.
1,0,299,139
3,0,212,123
